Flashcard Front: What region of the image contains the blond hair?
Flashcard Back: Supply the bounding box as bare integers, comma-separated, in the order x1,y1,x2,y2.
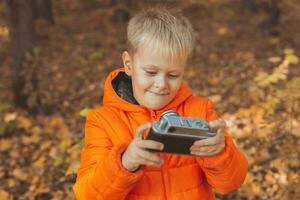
127,8,195,60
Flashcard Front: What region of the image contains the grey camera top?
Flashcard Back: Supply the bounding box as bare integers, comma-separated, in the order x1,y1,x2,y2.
152,110,216,137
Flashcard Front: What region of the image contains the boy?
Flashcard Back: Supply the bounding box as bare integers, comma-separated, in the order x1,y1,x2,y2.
73,8,248,200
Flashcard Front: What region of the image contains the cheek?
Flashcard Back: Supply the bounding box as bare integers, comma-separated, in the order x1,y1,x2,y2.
140,74,154,87
132,75,153,92
169,79,182,92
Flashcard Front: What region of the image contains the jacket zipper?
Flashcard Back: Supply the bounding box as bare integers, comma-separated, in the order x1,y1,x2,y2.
149,110,168,200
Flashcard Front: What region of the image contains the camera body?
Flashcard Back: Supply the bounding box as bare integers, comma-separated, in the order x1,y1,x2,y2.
146,110,217,155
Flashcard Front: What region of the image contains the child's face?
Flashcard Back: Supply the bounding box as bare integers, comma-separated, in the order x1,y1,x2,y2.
123,48,187,110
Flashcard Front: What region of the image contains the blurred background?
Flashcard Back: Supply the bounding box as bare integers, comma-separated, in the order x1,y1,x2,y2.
0,0,299,199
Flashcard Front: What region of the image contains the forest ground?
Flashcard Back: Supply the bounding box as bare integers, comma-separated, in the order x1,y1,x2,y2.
0,0,299,199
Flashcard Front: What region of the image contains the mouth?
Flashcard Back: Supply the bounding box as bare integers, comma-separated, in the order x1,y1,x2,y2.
148,91,169,96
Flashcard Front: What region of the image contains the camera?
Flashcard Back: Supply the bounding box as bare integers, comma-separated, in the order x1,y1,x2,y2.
145,110,217,155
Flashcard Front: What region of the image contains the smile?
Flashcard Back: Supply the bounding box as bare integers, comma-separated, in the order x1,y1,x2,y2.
148,91,169,96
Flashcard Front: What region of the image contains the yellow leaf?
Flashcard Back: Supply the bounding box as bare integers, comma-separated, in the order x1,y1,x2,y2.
284,48,294,54
79,108,92,117
267,74,279,83
285,54,299,64
0,188,12,200
268,56,281,63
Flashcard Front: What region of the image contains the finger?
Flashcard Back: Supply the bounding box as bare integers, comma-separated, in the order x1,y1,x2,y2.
190,144,219,152
193,130,225,147
191,144,225,156
135,123,152,139
191,138,224,151
191,151,218,157
209,119,226,129
136,140,164,150
191,149,224,157
139,157,163,167
217,128,226,136
137,149,163,165
193,135,221,147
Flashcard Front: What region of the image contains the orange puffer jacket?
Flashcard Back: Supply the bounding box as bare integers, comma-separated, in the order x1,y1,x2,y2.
73,67,248,200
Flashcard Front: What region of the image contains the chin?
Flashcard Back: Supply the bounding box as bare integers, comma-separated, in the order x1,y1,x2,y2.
144,101,169,110
147,105,164,110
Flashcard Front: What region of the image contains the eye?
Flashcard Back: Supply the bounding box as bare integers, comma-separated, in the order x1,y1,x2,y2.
168,74,180,79
145,70,157,76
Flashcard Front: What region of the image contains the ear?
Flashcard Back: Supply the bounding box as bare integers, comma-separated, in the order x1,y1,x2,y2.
122,51,132,76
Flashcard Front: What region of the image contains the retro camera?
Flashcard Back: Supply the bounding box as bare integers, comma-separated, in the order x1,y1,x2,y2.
145,110,217,155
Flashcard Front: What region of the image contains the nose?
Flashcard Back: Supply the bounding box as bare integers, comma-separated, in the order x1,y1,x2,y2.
154,75,167,89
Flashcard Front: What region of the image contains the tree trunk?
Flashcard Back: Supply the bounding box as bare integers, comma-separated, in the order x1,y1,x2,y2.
7,0,36,110
268,0,280,27
32,0,55,24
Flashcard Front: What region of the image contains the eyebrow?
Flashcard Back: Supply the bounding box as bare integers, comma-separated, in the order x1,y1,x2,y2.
144,65,159,69
143,65,181,73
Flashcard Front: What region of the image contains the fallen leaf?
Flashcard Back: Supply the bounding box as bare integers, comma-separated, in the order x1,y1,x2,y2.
12,168,28,181
65,160,80,176
7,179,15,188
40,140,52,151
17,115,33,130
33,157,46,168
208,94,222,103
79,108,92,117
4,113,17,122
31,126,42,135
268,56,281,63
0,139,13,151
21,134,40,145
217,26,227,35
284,48,294,54
278,173,288,185
0,188,12,200
47,116,72,147
285,54,299,64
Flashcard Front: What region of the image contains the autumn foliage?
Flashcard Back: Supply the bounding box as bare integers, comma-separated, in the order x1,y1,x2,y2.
0,0,300,199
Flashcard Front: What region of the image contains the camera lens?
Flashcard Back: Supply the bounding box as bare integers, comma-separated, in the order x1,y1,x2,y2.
168,127,175,133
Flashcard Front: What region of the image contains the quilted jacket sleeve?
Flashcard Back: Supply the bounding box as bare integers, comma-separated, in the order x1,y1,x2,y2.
73,110,144,200
196,100,248,195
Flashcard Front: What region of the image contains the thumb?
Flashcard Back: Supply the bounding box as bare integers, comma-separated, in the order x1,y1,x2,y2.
135,122,152,139
209,119,226,129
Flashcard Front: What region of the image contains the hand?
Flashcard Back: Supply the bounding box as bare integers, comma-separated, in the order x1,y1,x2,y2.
121,123,164,172
190,119,226,157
